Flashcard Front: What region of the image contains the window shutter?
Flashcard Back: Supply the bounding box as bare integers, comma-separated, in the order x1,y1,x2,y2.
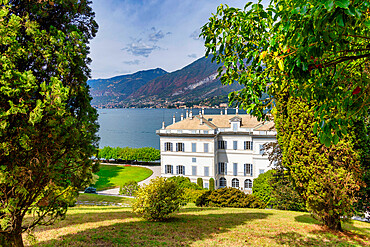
218,163,220,174
176,144,178,152
183,143,185,152
183,166,185,175
176,166,179,174
225,141,227,149
251,141,253,151
250,164,253,176
225,163,227,175
170,143,173,152
164,143,166,151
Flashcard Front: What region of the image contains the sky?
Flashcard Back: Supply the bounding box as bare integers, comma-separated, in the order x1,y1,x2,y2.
89,0,266,79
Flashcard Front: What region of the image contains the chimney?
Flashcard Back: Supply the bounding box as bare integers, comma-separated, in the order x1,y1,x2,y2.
173,115,176,124
202,108,205,115
162,121,165,129
220,110,223,115
199,110,202,117
189,110,193,119
236,106,239,115
200,117,203,125
186,110,189,118
181,114,184,121
225,107,228,115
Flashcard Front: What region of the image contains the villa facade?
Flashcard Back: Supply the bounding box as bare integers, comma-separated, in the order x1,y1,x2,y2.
156,109,276,192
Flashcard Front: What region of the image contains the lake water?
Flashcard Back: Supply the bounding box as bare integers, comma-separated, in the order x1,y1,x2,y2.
97,108,243,149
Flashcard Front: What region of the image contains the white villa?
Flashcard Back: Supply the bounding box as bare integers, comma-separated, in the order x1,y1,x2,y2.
156,109,276,192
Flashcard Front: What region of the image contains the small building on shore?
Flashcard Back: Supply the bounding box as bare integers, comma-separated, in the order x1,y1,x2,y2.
156,109,276,192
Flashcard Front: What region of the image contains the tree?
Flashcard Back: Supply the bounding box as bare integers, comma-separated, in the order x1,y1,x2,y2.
209,178,215,191
0,1,98,246
201,0,370,146
197,178,203,188
201,0,369,230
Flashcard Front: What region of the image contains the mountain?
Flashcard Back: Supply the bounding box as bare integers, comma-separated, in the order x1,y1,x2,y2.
88,68,167,106
128,56,242,104
88,56,243,108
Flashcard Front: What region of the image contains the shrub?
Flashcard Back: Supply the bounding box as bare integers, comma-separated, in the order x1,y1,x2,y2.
196,187,266,209
252,170,276,205
167,176,203,190
209,178,215,191
184,188,205,203
119,180,139,196
132,177,184,221
197,178,203,188
195,190,212,207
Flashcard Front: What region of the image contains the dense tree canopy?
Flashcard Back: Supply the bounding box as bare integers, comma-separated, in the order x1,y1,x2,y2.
201,0,370,146
0,0,98,246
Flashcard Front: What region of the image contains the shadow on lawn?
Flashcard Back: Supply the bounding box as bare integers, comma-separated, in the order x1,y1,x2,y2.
91,165,124,190
33,210,272,246
274,230,370,247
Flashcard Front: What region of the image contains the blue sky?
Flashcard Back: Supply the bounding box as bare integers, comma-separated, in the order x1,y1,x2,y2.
89,0,265,79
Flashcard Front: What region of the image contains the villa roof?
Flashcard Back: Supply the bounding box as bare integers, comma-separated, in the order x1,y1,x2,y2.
165,114,275,130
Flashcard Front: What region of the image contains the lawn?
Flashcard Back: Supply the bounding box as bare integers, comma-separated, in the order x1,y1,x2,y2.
92,164,153,190
25,204,369,246
77,193,136,206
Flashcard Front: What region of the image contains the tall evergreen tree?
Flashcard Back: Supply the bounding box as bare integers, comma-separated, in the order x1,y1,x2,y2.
0,1,98,245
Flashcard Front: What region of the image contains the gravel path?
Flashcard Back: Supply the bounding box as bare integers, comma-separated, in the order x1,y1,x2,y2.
97,165,161,196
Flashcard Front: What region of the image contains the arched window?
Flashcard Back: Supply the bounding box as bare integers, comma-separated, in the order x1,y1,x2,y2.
245,179,253,189
219,177,227,188
232,178,239,188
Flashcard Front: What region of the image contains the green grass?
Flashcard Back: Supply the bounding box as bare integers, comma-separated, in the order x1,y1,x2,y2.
77,193,135,206
26,204,369,246
92,164,153,190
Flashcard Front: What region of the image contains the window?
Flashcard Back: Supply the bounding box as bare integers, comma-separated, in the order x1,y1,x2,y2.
176,165,185,175
164,142,173,151
176,143,184,152
204,130,209,134
232,123,238,131
244,141,253,150
204,167,209,177
192,143,197,152
205,182,209,189
192,166,197,176
204,143,209,153
233,163,238,176
233,141,238,150
244,164,253,176
245,179,253,189
259,144,265,155
165,165,173,174
232,178,239,188
218,140,227,149
192,157,196,163
259,169,265,174
219,177,227,188
218,162,227,175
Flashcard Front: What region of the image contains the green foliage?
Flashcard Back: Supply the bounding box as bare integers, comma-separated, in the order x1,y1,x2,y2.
0,0,98,244
201,0,370,145
274,94,365,230
252,170,276,206
209,178,215,191
183,188,206,203
196,188,266,209
98,146,160,162
197,178,203,188
132,177,184,221
167,176,203,190
119,180,139,196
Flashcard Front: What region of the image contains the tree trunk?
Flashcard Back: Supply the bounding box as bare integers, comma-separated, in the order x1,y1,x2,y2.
0,232,24,247
323,215,342,231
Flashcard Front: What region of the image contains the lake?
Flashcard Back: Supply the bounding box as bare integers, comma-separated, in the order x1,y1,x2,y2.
97,108,243,149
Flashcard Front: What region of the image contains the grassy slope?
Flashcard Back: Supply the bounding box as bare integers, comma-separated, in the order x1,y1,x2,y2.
26,204,369,246
77,193,135,205
92,165,153,190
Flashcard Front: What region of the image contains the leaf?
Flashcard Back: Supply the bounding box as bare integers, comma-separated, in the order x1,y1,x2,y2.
364,20,370,29
278,59,284,71
335,0,350,9
336,14,344,27
323,0,335,11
